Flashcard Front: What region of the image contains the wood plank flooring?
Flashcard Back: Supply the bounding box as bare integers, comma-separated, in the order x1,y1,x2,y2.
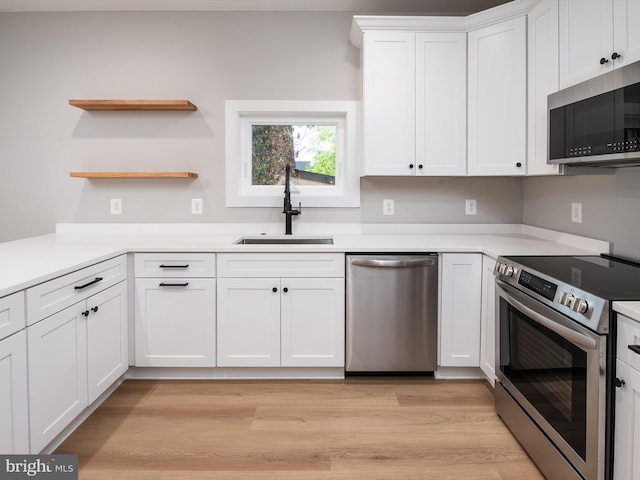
55,378,545,480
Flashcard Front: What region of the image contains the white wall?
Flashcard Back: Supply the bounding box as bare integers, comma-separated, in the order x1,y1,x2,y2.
0,9,522,243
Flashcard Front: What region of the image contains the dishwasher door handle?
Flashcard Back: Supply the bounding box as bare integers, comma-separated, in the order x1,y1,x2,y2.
350,258,436,268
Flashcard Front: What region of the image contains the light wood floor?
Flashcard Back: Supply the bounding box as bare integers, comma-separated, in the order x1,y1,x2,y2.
56,377,545,480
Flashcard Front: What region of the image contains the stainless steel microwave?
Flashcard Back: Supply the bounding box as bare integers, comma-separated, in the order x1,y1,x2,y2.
548,61,640,167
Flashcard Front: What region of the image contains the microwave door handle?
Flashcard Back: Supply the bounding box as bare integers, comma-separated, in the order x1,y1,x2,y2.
497,284,597,351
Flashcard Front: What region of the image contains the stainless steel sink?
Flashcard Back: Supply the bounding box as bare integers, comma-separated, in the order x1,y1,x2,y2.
234,235,334,245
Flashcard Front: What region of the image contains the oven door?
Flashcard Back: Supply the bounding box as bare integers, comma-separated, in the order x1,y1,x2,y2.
496,281,607,480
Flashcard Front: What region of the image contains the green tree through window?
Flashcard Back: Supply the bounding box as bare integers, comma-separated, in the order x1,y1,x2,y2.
252,125,336,186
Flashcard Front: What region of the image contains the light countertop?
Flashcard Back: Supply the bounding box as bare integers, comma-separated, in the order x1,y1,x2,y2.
0,223,610,299
613,302,640,322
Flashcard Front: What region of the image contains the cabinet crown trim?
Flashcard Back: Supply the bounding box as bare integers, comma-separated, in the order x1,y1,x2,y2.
350,0,538,47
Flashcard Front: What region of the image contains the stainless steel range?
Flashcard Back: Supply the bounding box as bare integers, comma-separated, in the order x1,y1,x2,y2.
494,254,640,480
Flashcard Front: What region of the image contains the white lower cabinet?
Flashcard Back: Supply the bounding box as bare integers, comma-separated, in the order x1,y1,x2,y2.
133,253,216,367
216,254,345,368
615,358,640,479
480,256,497,384
28,305,88,453
439,253,482,367
87,281,128,403
217,278,280,367
134,278,216,367
27,280,127,453
0,330,29,454
614,315,640,479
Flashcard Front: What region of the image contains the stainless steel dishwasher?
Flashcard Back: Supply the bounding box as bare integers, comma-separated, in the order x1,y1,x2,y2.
346,254,438,373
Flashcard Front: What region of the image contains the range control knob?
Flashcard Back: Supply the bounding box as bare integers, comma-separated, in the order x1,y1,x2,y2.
573,298,590,314
559,291,574,307
503,265,515,277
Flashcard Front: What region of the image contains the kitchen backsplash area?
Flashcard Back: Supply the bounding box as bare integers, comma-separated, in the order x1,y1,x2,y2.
523,167,640,260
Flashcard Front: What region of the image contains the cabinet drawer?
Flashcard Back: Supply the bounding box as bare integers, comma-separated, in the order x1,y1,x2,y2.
0,291,25,341
134,253,215,278
617,314,640,372
217,253,345,278
26,255,126,326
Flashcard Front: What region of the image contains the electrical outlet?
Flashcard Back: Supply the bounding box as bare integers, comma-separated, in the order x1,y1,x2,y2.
571,202,582,223
465,199,477,215
383,199,394,216
191,198,203,215
110,198,122,215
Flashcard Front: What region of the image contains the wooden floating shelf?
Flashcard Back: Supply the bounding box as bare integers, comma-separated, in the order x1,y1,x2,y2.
68,100,197,111
70,172,198,179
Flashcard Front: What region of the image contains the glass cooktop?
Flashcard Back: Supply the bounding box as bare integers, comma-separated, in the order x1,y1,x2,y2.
504,255,640,301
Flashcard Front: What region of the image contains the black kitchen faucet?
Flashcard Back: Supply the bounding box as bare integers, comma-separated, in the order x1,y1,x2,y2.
283,164,301,235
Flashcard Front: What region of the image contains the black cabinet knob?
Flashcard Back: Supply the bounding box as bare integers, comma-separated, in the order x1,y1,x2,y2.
516,162,522,168
418,164,423,169
283,287,288,293
409,164,414,169
91,306,99,313
272,287,278,293
82,310,90,317
600,57,609,65
615,377,626,388
612,52,620,60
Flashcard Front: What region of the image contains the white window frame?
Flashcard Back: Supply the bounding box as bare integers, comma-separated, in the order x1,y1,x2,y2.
225,100,361,207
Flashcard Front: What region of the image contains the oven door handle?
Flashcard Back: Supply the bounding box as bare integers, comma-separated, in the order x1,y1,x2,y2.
497,283,598,351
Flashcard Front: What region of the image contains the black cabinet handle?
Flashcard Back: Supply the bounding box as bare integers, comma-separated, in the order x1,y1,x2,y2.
91,306,99,313
418,164,423,169
516,162,522,168
159,264,189,269
612,52,620,60
81,310,90,317
628,344,640,355
74,277,103,290
272,287,278,293
615,377,626,388
159,282,189,287
283,287,289,293
600,57,609,65
409,164,414,169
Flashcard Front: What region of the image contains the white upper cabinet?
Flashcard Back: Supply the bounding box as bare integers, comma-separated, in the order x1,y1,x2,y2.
467,16,527,176
559,0,640,88
416,32,467,176
528,0,562,175
362,30,416,175
358,24,467,176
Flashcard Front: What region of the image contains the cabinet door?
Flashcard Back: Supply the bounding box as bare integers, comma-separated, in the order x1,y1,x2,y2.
28,306,88,453
614,359,640,480
613,0,640,69
280,278,345,367
86,281,128,403
362,30,416,175
480,256,497,384
439,254,482,367
415,32,467,176
135,278,216,367
528,0,562,176
559,0,613,88
216,278,280,367
467,16,527,175
0,331,29,453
